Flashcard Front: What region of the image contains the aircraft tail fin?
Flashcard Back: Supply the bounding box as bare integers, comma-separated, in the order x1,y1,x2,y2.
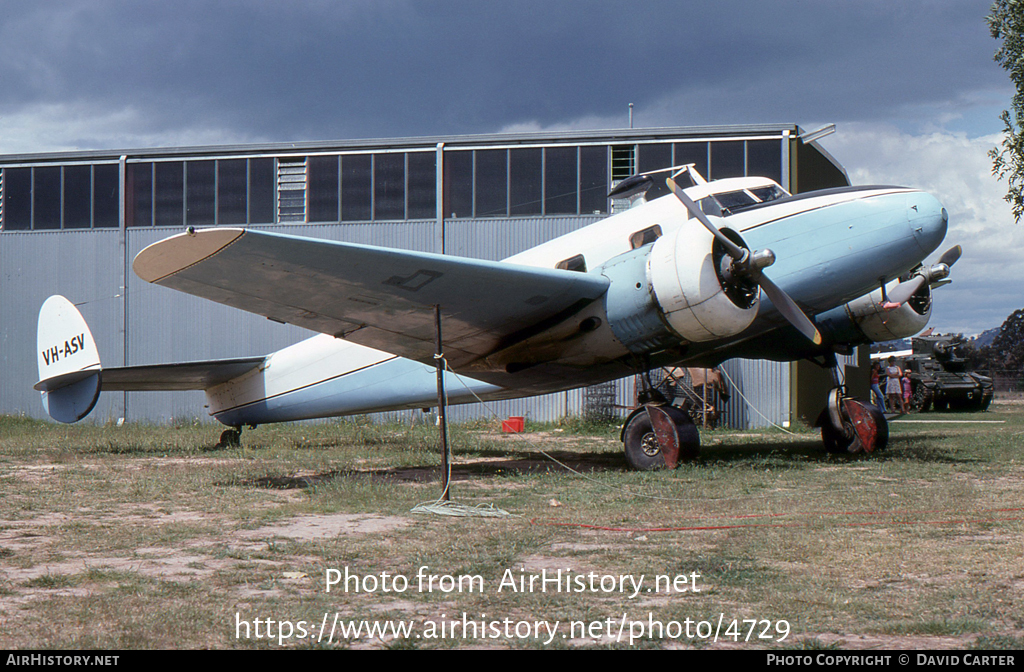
35,295,103,423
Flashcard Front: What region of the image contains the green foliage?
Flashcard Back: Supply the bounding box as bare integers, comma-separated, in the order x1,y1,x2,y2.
977,308,1024,370
988,1,1024,222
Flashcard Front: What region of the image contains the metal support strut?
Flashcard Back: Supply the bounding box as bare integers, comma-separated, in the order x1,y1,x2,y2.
434,304,452,502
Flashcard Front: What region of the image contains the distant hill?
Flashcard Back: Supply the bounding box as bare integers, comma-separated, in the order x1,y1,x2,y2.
972,327,1001,348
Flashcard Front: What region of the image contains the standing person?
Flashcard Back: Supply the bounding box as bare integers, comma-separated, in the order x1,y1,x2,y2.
870,361,888,413
885,356,904,414
902,373,913,413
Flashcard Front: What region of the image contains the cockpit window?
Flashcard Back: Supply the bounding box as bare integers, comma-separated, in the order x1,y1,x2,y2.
716,190,758,212
748,185,788,203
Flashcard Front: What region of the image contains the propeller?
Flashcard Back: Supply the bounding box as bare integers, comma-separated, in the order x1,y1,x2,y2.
883,244,962,307
666,177,823,345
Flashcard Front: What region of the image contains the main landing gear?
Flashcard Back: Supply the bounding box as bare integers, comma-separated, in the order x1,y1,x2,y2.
817,388,888,455
621,389,701,470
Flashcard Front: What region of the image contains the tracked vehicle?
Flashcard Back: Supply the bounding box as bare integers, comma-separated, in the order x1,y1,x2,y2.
905,336,993,412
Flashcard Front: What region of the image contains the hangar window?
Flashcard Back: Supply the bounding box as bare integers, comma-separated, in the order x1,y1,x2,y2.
154,161,184,227
406,151,436,219
341,154,372,221
545,146,577,215
475,149,507,217
579,145,608,214
444,150,473,219
217,159,248,225
746,140,782,184
629,225,662,249
186,160,216,227
308,155,340,222
710,141,745,179
33,167,61,230
673,142,709,185
510,148,542,216
638,143,672,200
556,254,587,273
374,152,405,220
1,164,123,231
2,168,31,230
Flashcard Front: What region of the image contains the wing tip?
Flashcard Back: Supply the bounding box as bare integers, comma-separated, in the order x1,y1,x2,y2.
133,228,246,284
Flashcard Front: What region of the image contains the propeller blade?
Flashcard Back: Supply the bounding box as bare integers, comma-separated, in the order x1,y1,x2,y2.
938,244,962,267
884,275,927,305
665,177,823,345
752,270,823,345
666,178,747,261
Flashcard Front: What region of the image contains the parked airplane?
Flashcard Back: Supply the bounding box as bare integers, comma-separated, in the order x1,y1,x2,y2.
35,165,956,469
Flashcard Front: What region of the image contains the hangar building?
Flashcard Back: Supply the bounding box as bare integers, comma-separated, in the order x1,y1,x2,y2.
0,124,859,428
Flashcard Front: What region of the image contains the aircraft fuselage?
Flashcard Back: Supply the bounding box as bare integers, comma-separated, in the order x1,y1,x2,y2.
207,182,947,427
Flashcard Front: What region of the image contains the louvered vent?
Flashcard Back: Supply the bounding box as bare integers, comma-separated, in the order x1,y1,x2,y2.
277,158,307,222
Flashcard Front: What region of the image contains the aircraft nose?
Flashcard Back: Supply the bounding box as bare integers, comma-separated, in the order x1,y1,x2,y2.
908,192,948,256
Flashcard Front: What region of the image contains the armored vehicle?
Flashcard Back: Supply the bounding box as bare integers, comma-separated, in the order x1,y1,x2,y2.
904,336,993,412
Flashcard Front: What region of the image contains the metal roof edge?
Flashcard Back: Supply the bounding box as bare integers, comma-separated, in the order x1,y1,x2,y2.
0,123,802,164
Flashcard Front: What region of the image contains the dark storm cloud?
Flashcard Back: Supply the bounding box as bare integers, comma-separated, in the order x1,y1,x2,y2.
0,0,1008,144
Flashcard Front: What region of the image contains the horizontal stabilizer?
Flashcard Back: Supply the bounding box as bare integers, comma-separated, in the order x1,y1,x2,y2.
100,357,265,391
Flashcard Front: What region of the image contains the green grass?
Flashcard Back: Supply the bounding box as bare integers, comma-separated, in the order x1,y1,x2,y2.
0,404,1021,649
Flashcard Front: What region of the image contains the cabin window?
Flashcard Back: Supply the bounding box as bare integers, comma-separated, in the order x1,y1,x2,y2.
629,225,662,249
556,254,587,273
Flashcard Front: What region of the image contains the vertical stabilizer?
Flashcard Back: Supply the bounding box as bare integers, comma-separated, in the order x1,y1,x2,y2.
35,296,103,423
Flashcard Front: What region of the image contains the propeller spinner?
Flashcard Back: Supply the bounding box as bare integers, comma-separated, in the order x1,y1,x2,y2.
666,177,823,345
883,244,962,306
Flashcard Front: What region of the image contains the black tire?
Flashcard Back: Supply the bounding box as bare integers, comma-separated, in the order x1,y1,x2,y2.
217,427,242,448
622,406,700,470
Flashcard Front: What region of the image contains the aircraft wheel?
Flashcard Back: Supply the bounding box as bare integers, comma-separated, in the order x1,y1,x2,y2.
622,406,699,470
217,426,242,448
820,400,888,454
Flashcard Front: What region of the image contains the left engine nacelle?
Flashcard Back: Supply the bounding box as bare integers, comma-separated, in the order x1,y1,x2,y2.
602,218,759,354
818,282,932,345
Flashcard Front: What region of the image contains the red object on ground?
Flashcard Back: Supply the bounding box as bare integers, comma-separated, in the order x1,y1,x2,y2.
501,416,525,433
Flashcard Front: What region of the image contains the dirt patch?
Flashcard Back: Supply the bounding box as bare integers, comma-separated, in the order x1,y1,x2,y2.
239,513,411,542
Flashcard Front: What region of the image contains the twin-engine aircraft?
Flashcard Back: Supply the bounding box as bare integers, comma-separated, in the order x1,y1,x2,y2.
35,164,956,469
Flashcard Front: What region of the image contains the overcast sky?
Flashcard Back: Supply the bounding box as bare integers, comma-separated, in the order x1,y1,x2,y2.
0,0,1017,335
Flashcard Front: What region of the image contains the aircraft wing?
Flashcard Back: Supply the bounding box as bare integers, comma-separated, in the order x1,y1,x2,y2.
97,357,266,391
133,228,610,369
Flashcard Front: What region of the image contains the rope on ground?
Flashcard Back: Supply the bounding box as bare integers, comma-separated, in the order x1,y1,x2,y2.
718,366,798,435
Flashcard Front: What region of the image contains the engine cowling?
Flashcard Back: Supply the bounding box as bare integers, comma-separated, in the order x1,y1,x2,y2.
819,281,932,344
601,218,760,354
648,219,759,342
